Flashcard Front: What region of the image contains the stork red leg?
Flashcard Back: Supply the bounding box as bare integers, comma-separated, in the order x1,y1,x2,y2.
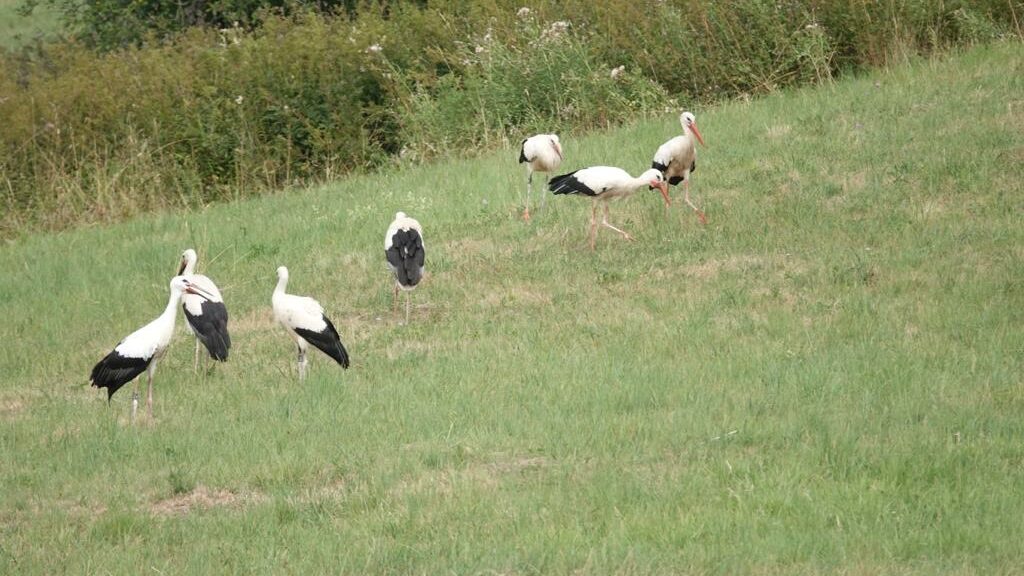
684,180,707,224
146,365,155,419
601,204,633,241
131,385,140,424
523,171,532,222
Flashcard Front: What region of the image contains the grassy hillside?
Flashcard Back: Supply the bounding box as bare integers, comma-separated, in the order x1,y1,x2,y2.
1,42,1022,574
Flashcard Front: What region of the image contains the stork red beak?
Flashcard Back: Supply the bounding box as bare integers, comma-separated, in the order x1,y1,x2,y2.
651,181,671,206
186,284,214,300
690,122,705,146
551,140,563,160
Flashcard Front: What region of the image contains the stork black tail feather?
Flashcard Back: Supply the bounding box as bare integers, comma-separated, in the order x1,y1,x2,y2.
187,300,231,361
386,229,425,289
90,350,148,400
548,170,594,196
295,319,350,369
518,139,528,163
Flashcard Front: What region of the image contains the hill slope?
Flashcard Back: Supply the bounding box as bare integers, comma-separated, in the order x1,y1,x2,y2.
0,43,1022,574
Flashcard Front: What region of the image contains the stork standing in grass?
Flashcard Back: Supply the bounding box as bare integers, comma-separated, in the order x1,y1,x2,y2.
651,111,707,223
518,134,563,221
177,248,230,370
91,276,214,422
385,211,425,324
272,266,349,380
548,166,667,250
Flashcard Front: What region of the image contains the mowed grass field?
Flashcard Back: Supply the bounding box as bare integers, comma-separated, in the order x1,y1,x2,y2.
1,42,1023,573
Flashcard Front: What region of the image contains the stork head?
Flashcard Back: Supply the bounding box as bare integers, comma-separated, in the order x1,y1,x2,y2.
680,111,704,146
395,211,407,221
642,168,671,206
178,248,197,275
170,275,189,294
173,275,215,299
548,134,563,160
277,266,289,281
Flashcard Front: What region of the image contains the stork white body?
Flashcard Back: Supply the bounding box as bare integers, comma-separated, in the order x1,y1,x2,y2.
651,111,706,223
548,166,667,249
178,249,231,370
518,134,563,221
90,276,212,422
384,212,426,324
272,266,349,380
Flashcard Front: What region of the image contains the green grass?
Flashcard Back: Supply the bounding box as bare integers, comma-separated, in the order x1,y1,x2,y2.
0,0,59,48
1,42,1023,574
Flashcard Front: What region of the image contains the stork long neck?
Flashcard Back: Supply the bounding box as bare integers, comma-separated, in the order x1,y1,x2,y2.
273,276,288,298
629,174,650,191
161,289,184,328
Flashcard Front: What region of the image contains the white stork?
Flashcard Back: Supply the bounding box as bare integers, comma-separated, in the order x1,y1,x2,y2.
651,111,707,223
518,134,563,221
272,266,350,380
177,249,230,370
90,275,214,421
549,166,667,249
384,212,425,324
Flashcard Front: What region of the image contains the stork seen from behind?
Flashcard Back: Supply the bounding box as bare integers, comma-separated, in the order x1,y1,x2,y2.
385,211,425,324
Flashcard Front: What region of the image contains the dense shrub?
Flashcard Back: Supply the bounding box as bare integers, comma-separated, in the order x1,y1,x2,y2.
0,0,1019,234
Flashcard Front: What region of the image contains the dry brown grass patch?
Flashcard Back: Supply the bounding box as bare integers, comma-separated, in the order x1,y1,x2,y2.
0,398,25,420
150,485,265,516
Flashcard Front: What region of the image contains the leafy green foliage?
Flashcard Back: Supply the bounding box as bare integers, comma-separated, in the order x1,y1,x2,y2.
18,0,365,49
0,1,1019,234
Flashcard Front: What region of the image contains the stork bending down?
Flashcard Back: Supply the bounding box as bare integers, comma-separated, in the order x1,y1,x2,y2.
518,134,563,221
549,166,667,249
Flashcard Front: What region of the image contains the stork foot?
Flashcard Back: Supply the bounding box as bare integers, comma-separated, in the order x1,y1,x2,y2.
522,208,531,222
697,211,708,225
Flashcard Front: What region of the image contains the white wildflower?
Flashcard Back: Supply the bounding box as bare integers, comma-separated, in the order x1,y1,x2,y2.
542,20,571,40
475,45,486,54
235,95,244,105
367,44,383,54
516,7,531,18
610,65,625,79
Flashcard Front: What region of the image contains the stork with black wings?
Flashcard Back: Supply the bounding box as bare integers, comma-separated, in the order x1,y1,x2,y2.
385,212,425,324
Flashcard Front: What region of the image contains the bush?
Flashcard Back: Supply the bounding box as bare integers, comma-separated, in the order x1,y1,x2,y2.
0,0,1018,234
